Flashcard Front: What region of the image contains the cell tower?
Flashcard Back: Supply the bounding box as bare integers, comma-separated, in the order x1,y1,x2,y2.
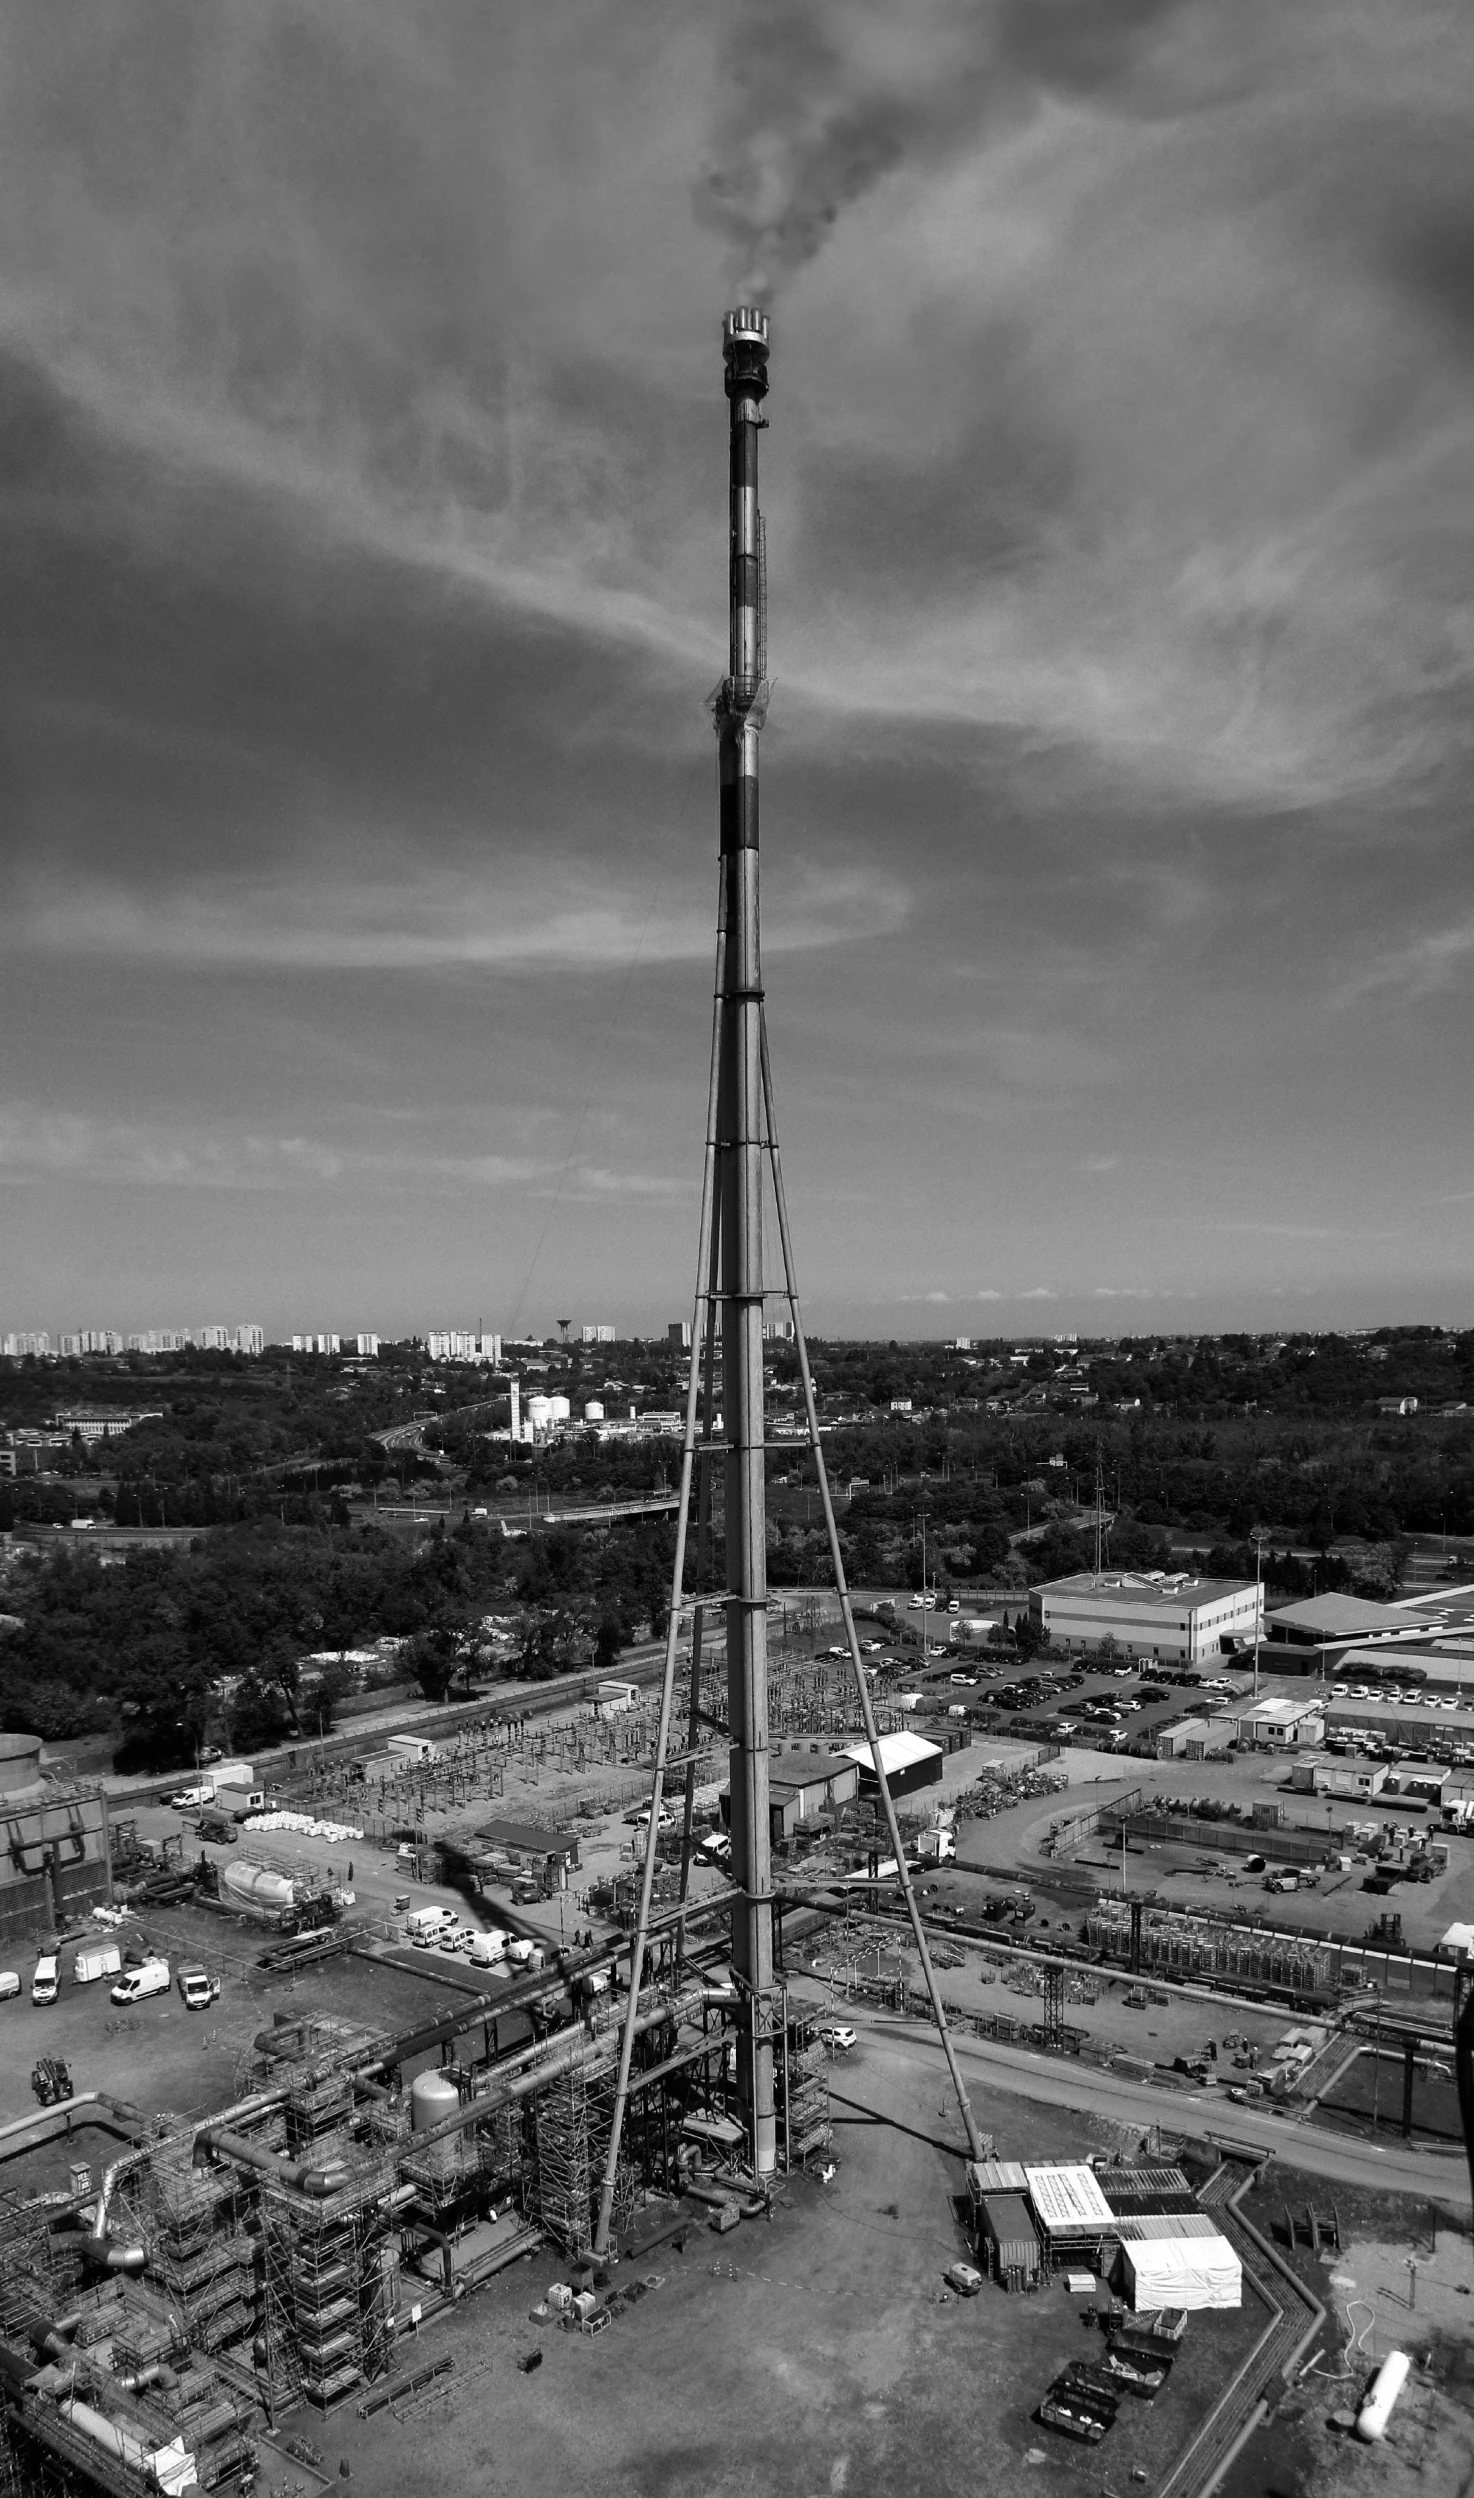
593,311,983,2251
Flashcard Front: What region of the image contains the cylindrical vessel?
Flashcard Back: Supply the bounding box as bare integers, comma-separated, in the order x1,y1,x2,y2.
1356,2350,1410,2442
717,305,776,2178
411,2068,462,2180
584,1401,604,1422
410,2071,461,2133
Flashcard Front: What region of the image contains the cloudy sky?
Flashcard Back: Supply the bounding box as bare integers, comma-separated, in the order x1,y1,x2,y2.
4,1,1474,1341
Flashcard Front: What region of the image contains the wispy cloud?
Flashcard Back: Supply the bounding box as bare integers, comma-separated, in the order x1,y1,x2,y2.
1334,918,1474,1006
0,1106,683,1200
11,864,908,973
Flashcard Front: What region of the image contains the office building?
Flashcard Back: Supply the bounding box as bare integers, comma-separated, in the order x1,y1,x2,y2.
1029,1571,1262,1663
581,1324,616,1345
293,1333,342,1356
668,1320,692,1349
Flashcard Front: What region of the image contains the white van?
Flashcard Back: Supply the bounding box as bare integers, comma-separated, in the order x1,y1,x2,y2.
31,1955,59,2007
0,1973,19,2003
467,1929,509,1968
110,1957,170,2005
405,1905,456,1946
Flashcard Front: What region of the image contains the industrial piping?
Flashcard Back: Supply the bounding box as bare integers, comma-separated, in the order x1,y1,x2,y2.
0,2092,144,2162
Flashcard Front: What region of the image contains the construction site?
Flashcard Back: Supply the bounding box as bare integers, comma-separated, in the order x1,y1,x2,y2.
2,313,1471,2498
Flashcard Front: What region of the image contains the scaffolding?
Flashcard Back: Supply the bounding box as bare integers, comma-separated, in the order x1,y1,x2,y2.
117,2145,255,2361
776,2000,830,2168
260,2166,396,2415
0,2281,254,2498
529,2048,634,2259
1086,1898,1334,1995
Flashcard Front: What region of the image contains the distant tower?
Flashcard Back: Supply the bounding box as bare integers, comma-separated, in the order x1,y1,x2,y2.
557,1318,572,1346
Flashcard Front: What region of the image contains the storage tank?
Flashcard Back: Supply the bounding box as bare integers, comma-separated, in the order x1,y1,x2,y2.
411,2070,461,2133
584,1401,605,1422
410,2068,461,2179
1356,2351,1411,2442
546,1395,570,1423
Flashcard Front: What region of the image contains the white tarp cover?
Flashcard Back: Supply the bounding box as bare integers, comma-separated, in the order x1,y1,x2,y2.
1123,2234,1242,2311
1115,2213,1219,2241
1024,2164,1115,2233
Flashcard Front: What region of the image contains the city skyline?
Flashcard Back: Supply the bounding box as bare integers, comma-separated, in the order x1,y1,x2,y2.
4,7,1473,1338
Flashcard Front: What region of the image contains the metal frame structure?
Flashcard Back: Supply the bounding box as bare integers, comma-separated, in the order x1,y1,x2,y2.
593,311,984,2254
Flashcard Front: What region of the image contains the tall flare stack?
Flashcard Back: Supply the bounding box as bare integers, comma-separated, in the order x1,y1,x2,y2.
715,305,775,2175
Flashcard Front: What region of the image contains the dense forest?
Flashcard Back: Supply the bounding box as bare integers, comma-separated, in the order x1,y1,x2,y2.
1,1325,1467,1766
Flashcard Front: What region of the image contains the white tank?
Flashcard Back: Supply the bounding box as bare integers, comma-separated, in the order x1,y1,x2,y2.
584,1401,604,1422
411,2069,461,2134
1356,2351,1411,2442
221,1861,295,1918
547,1395,570,1423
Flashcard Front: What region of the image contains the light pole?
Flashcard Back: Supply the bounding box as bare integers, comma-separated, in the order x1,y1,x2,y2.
1250,1526,1270,1702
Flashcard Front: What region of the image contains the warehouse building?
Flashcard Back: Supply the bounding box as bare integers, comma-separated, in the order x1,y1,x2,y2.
1263,1593,1432,1674
1029,1571,1261,1663
766,1748,859,1839
1325,1695,1474,1757
1334,1644,1474,1696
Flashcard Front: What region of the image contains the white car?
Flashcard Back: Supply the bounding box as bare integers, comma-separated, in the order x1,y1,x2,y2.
168,1786,213,1809
1332,1684,1349,1697
907,1596,924,1610
0,1973,19,2003
818,2021,857,2052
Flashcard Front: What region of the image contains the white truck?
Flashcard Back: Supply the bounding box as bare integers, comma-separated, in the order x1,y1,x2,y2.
72,1941,123,1986
405,1904,457,1944
31,1954,59,2006
110,1957,170,2006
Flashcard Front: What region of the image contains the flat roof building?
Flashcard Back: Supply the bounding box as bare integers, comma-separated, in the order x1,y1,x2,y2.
1210,1696,1325,1748
1325,1696,1474,1756
1029,1571,1261,1664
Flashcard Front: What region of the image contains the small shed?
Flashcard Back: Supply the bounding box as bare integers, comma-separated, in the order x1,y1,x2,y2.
977,2192,1041,2287
840,1730,944,1800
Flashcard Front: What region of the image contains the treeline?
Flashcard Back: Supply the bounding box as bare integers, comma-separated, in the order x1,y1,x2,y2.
0,1511,677,1769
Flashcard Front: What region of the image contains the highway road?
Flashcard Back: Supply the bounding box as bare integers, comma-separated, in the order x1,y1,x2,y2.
846,2004,1472,2206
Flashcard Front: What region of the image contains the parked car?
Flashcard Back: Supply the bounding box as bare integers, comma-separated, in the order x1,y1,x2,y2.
177,1965,220,2010
31,1955,59,2007
0,1973,19,2004
817,2021,857,2052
